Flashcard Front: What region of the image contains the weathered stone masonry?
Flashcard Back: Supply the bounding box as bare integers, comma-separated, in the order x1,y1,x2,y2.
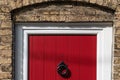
0,0,120,80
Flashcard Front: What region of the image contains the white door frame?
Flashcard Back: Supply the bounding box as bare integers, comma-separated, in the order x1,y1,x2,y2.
15,23,113,80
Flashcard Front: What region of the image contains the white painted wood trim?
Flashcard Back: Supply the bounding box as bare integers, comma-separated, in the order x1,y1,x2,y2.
15,24,113,80
97,27,113,80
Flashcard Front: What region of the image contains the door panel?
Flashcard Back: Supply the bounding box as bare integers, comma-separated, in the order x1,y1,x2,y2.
29,35,96,80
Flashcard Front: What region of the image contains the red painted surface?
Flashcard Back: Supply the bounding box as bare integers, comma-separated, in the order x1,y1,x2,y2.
29,35,96,80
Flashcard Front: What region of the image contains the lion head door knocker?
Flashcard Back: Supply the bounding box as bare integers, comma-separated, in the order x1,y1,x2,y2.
57,61,71,78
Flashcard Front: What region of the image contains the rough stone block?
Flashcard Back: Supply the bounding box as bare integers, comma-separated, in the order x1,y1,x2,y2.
0,14,6,20
1,21,12,28
29,0,36,4
115,36,120,43
0,44,11,50
8,1,16,10
23,0,30,6
0,50,12,58
50,11,59,14
114,13,120,20
15,0,23,9
60,11,71,15
114,57,120,64
0,72,11,79
59,15,66,21
114,50,120,57
103,0,109,6
0,29,12,36
0,13,11,20
112,0,118,9
1,64,12,72
0,58,11,64
115,5,120,12
0,6,11,13
90,0,96,3
43,12,50,15
115,43,120,49
1,35,12,43
96,0,103,5
0,0,8,5
114,21,120,27
113,72,120,79
114,65,120,72
115,29,120,34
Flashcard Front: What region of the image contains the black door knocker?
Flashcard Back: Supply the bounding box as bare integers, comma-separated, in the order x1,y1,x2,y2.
57,61,71,78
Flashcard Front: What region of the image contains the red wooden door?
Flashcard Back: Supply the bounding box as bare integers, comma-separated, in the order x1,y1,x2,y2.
29,35,96,80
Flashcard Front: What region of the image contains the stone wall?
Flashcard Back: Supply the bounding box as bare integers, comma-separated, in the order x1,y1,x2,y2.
13,3,113,22
0,0,120,80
